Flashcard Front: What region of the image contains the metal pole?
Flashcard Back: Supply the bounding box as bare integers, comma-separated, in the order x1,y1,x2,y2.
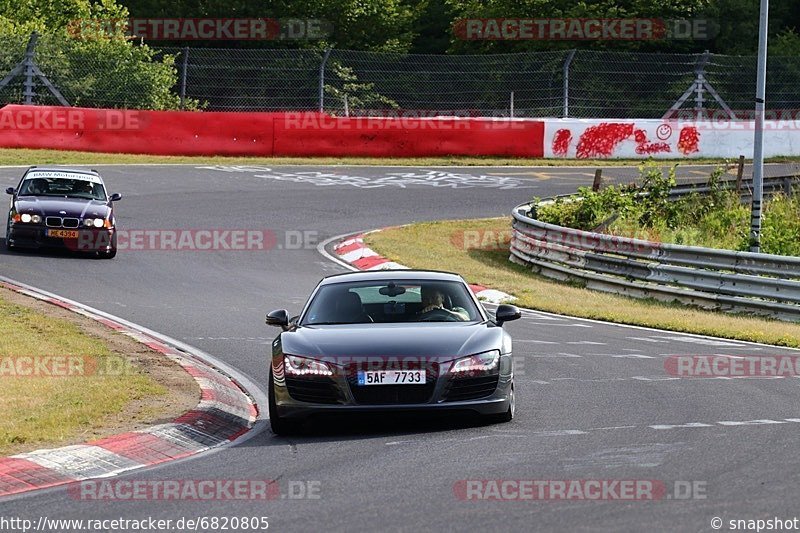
749,0,769,252
510,91,514,118
22,32,38,105
562,50,576,118
179,47,189,110
318,48,332,113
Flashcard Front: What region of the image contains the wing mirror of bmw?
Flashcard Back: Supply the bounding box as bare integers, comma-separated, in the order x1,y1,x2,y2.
495,304,522,326
5,187,14,195
109,193,122,202
266,309,290,330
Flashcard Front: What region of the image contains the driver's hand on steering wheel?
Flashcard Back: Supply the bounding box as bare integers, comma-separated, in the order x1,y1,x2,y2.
419,304,442,314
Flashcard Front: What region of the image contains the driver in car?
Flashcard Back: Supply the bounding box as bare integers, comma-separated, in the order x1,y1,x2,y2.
418,286,470,321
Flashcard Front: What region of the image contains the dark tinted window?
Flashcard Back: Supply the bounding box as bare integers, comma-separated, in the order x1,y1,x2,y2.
302,279,481,325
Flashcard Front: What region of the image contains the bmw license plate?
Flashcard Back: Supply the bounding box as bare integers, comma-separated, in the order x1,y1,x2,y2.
47,229,79,239
357,370,426,385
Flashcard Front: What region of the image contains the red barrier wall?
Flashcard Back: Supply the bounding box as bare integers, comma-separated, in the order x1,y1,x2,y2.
273,115,544,157
0,105,545,158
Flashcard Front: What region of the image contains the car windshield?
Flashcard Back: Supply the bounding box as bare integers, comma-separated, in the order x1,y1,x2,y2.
18,176,107,201
301,279,482,325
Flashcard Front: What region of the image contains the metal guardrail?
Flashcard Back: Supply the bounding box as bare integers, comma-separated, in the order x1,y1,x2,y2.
669,174,800,198
510,195,800,322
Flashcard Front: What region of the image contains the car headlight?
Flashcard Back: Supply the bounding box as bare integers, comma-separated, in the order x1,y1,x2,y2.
449,350,500,377
83,218,108,228
16,213,40,223
284,355,333,377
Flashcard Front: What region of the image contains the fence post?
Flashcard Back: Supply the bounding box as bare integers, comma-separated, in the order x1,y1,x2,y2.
179,47,189,110
694,50,710,114
22,32,39,105
562,50,576,118
318,48,332,113
510,91,514,118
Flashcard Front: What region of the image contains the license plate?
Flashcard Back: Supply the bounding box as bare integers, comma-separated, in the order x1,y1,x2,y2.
47,229,79,239
357,370,426,386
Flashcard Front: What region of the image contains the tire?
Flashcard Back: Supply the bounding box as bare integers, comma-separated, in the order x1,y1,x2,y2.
486,382,514,424
99,233,117,258
5,224,13,250
268,368,300,436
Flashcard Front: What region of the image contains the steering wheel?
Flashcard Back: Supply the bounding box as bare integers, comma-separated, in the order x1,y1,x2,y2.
419,308,460,322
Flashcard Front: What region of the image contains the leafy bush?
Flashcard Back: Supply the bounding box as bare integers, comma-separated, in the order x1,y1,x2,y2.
531,163,800,256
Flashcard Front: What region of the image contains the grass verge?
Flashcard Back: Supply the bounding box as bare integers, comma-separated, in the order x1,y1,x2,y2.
0,287,197,456
365,218,800,348
0,148,796,167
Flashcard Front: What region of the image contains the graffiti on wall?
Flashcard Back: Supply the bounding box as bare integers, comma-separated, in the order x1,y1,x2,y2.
551,122,700,158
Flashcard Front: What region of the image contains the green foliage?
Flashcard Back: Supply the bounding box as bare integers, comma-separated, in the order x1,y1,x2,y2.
532,164,800,256
324,62,400,114
0,1,192,110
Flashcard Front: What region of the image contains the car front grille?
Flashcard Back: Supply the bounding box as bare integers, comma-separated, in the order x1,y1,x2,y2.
346,361,439,405
285,377,342,404
443,375,499,402
45,217,80,228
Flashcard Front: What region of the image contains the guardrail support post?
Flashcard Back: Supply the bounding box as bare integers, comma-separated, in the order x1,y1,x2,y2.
592,169,603,191
736,155,745,193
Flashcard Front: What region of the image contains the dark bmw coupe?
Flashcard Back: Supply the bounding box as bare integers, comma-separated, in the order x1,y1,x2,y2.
5,167,121,258
265,270,521,434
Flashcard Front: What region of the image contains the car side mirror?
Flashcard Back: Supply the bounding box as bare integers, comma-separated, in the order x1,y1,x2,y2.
109,193,122,202
266,309,290,330
495,304,521,326
5,187,14,195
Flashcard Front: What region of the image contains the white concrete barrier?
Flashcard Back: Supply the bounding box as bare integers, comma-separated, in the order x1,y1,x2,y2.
544,118,800,159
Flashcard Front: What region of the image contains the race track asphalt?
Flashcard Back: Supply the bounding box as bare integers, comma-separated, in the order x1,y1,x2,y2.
1,163,799,532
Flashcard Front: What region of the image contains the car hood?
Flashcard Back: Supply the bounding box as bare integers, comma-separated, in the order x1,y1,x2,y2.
280,322,505,361
14,197,110,219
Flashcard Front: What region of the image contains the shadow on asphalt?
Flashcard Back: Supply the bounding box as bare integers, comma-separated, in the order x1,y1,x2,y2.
0,238,104,260
251,412,505,446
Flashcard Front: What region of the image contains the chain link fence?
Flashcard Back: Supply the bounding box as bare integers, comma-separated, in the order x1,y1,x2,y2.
2,33,800,118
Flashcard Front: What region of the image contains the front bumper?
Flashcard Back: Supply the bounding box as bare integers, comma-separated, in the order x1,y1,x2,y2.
7,224,115,252
272,358,513,420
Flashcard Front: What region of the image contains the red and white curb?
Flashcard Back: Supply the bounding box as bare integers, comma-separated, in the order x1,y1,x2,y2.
0,278,259,499
330,231,516,305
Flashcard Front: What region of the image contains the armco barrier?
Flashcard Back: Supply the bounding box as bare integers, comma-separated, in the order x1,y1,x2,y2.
0,105,544,158
510,202,800,322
